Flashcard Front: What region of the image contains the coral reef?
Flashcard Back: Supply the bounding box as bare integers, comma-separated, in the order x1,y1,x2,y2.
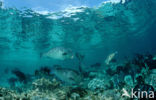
88,78,106,91
124,75,134,87
0,78,67,100
32,78,60,91
0,0,156,99
0,54,155,100
0,87,18,100
145,69,156,89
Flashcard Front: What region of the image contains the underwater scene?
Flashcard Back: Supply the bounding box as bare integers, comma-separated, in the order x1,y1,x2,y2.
0,0,156,99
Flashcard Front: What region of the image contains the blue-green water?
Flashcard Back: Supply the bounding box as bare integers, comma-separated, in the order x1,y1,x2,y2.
0,0,156,99
0,0,155,70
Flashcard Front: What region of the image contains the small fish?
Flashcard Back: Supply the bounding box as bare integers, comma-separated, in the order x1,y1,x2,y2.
105,51,118,65
41,47,74,60
52,65,82,85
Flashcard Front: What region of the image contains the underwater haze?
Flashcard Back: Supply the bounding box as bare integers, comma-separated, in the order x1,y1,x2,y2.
0,0,156,72
0,0,156,99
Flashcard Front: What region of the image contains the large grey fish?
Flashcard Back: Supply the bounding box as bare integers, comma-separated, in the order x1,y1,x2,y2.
52,65,82,85
41,47,74,60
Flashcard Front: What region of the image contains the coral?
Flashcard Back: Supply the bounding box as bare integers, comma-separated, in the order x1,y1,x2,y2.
31,78,68,100
54,88,68,100
97,89,122,100
28,87,68,100
111,74,125,89
0,87,20,100
145,69,156,89
124,75,134,87
70,93,80,100
32,78,60,91
68,87,87,99
1,53,156,100
88,78,106,91
28,90,58,100
0,78,68,100
78,90,100,100
0,85,124,100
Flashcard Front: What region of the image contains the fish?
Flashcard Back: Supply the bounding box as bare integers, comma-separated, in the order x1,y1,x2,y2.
41,47,74,60
52,65,82,85
105,51,118,65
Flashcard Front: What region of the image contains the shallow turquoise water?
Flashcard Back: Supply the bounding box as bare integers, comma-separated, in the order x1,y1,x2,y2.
0,0,156,88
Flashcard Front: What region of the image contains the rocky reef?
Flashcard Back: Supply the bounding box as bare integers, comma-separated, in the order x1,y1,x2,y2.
0,54,155,100
0,78,123,100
